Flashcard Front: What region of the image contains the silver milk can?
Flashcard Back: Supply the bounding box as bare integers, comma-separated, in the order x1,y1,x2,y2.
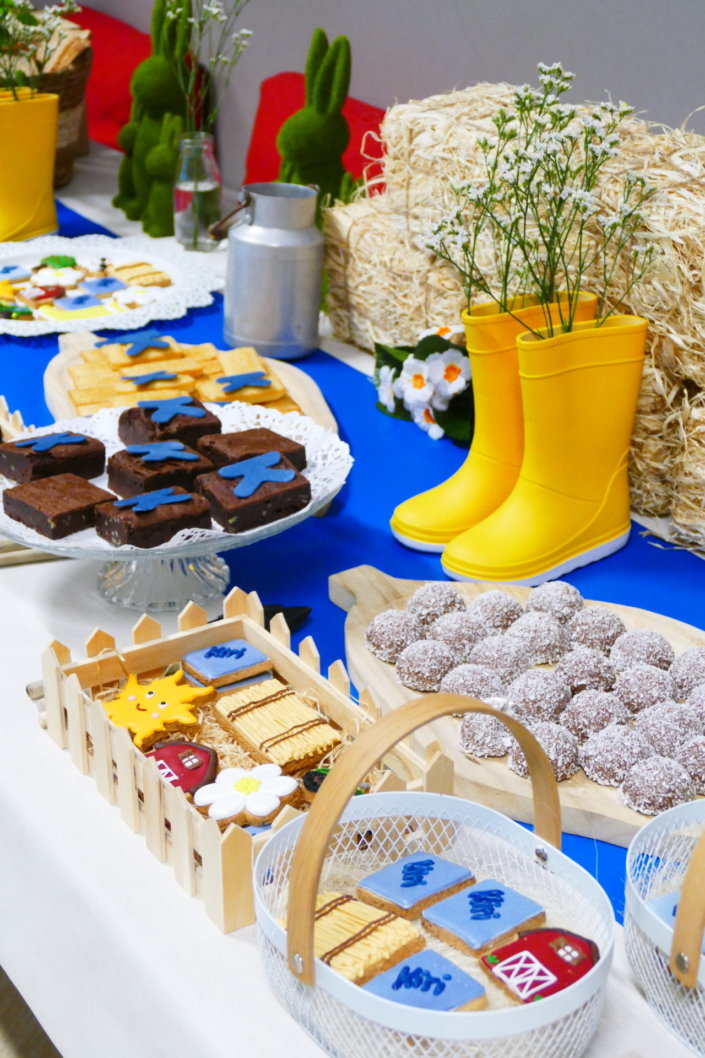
222,182,324,360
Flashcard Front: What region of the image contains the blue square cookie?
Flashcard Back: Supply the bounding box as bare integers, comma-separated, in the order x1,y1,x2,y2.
363,949,486,1011
181,638,271,688
422,878,545,954
356,853,475,919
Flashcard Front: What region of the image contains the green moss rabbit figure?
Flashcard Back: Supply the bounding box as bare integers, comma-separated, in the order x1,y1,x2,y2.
276,28,353,216
142,112,184,236
113,0,190,235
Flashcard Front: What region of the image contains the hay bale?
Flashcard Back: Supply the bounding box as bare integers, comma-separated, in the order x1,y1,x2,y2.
670,394,705,548
629,357,683,516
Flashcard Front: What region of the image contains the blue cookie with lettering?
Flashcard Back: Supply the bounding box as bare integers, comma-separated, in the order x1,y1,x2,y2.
647,889,705,953
422,878,546,954
357,853,475,919
363,949,487,1011
183,669,273,694
181,637,272,688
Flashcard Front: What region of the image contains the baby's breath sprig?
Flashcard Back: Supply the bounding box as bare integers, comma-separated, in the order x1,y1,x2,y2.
0,0,81,98
427,62,657,337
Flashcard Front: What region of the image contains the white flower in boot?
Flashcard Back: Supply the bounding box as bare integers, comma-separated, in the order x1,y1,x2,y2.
395,357,434,406
427,349,470,399
412,403,445,440
376,364,397,412
194,763,298,821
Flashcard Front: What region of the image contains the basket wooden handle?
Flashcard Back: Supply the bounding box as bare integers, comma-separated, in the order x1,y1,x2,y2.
670,826,705,988
286,694,561,984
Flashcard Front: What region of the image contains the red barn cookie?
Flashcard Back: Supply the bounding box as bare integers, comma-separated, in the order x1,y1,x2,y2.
145,741,218,793
481,927,599,1003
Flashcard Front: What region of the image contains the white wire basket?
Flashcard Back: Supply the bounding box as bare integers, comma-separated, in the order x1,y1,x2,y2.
254,695,615,1058
625,801,705,1055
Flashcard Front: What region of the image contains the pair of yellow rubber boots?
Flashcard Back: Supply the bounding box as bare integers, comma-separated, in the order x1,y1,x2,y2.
390,296,647,585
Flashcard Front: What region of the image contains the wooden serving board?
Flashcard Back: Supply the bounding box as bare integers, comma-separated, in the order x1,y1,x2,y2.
45,332,339,433
329,564,705,847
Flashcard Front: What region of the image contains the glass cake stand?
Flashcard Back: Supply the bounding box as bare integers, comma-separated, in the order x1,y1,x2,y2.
0,405,353,612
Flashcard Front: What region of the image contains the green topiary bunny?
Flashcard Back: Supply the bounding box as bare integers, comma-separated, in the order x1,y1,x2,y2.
113,0,190,235
276,27,354,217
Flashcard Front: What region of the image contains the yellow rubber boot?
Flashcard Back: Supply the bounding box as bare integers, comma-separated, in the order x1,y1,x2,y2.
0,91,59,241
441,315,647,584
390,294,597,552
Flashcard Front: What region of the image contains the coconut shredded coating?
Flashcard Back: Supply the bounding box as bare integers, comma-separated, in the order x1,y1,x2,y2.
561,690,628,742
468,634,529,684
460,703,512,758
505,611,570,665
673,735,705,794
428,610,488,661
670,647,705,698
506,668,571,722
568,606,626,654
467,589,523,631
395,639,455,691
439,663,505,699
614,662,678,714
555,647,615,693
621,756,696,815
526,581,584,625
365,609,424,663
686,683,705,725
508,721,579,782
406,583,466,629
634,700,703,756
610,629,675,672
579,725,656,786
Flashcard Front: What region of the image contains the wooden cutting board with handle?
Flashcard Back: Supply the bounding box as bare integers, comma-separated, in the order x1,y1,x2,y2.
329,564,705,847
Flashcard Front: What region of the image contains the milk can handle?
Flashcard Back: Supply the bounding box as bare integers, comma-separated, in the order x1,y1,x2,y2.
208,189,252,241
670,826,705,988
285,694,562,985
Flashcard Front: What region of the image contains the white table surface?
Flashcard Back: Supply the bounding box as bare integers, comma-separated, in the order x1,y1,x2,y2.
0,148,693,1058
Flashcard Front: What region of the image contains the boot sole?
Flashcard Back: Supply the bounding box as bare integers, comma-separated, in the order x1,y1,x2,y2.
441,529,631,586
390,524,447,553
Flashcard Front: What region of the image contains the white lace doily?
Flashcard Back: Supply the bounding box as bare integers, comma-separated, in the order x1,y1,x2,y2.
0,404,353,558
0,235,222,336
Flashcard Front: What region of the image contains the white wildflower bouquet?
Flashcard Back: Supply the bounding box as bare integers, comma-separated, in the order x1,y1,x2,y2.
427,62,657,337
0,0,81,96
374,327,472,441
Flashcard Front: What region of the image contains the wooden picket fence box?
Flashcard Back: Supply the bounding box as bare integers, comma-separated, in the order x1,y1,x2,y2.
36,586,453,933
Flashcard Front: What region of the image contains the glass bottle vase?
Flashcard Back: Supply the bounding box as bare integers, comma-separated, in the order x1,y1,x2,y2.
173,131,222,252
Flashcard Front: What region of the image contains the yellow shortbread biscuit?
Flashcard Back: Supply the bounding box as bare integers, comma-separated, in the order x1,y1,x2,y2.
196,346,287,403
265,395,303,415
69,374,196,405
108,261,172,287
72,389,189,415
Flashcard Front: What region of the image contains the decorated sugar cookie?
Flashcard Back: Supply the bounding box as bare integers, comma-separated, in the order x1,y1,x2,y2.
363,949,487,1011
193,762,298,823
102,670,211,749
422,878,546,955
181,637,271,688
145,740,218,793
357,853,475,919
481,928,600,1002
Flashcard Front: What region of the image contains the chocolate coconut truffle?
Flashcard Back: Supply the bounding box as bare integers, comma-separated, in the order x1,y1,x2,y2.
366,609,423,664
634,701,702,757
506,669,572,723
610,629,675,672
686,684,705,725
526,580,583,624
568,605,626,654
428,611,487,662
505,611,570,665
439,663,505,700
555,646,615,693
621,756,696,815
460,703,512,758
579,725,655,786
508,721,579,781
396,640,455,692
561,690,628,742
614,663,677,715
406,583,466,630
468,634,530,684
671,647,705,698
673,736,705,794
467,590,523,632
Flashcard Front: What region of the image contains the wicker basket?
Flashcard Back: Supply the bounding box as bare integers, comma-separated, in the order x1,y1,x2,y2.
254,696,615,1058
40,45,93,188
624,802,705,1055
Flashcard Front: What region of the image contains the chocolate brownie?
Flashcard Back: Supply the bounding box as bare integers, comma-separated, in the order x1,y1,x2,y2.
0,431,105,483
197,427,306,471
117,396,221,447
94,486,212,548
197,452,311,532
107,441,213,497
3,473,114,538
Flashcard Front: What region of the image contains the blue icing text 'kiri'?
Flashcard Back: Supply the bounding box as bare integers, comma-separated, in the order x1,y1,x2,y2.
138,396,206,423
217,371,272,394
422,878,544,952
16,432,86,453
219,451,295,499
400,859,436,889
121,370,179,387
126,442,198,464
114,487,193,513
359,853,474,912
96,328,169,357
363,950,486,1012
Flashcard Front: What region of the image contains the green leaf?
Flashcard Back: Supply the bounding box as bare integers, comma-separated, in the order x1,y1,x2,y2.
373,340,414,365
375,400,412,422
414,334,455,358
434,385,474,443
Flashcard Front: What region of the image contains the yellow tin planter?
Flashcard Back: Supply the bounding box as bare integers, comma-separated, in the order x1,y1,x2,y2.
390,293,597,552
442,315,648,584
0,90,59,241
